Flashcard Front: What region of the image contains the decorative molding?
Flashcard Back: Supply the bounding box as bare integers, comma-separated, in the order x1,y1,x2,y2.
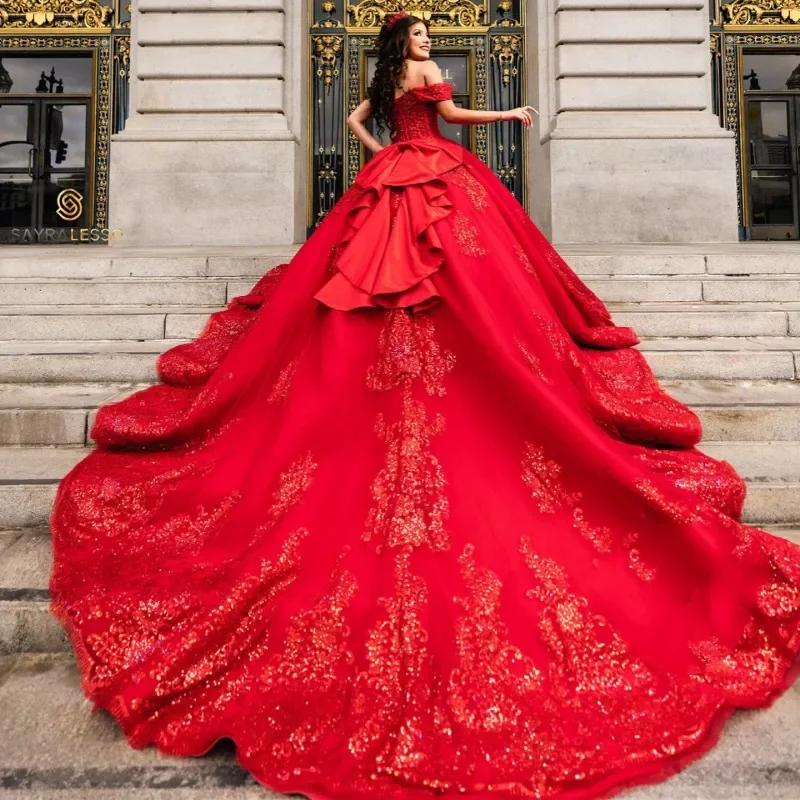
490,33,521,86
0,0,113,29
346,0,486,28
312,34,344,91
722,0,800,26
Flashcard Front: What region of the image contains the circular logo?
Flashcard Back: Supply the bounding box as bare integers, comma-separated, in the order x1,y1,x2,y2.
56,188,83,222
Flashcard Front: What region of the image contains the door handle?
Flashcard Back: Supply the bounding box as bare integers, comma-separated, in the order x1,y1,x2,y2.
28,147,34,178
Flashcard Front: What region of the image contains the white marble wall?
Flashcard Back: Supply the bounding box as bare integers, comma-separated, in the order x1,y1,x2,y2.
108,0,307,246
527,0,739,243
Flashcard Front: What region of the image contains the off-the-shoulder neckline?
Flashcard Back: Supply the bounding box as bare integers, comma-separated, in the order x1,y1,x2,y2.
394,83,450,102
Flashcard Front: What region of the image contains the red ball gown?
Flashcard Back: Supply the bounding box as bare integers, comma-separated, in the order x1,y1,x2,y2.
50,82,800,800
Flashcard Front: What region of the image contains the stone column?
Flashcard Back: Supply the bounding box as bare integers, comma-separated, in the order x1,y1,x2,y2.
108,0,307,246
526,0,738,243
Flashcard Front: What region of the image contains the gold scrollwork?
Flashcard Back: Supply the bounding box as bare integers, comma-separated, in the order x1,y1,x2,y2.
722,0,800,25
347,0,486,28
313,34,344,92
0,0,113,29
490,33,521,86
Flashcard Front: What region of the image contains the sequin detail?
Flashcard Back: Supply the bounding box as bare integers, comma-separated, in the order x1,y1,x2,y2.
448,165,491,210
367,310,456,398
267,452,318,525
516,337,549,383
514,241,534,274
449,544,543,732
634,478,704,525
521,442,582,514
365,383,449,552
390,84,452,143
268,360,299,405
452,210,488,257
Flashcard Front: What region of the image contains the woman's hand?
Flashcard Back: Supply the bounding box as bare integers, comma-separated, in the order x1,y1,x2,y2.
500,106,538,127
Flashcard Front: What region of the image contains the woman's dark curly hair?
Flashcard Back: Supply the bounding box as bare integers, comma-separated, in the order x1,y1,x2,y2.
367,13,427,138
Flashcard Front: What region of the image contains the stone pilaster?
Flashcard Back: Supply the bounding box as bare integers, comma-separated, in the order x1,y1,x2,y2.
526,0,738,243
108,0,307,246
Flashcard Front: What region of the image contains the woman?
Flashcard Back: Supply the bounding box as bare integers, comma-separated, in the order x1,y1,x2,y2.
50,10,800,800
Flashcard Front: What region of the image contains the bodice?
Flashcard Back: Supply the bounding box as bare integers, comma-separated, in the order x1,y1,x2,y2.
390,83,453,143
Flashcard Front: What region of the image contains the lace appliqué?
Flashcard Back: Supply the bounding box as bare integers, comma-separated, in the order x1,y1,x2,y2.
364,385,450,552
367,310,456,398
268,360,299,405
452,210,487,258
521,442,582,514
448,165,490,211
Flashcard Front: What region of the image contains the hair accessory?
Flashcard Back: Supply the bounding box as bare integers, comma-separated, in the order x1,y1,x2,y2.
384,10,409,32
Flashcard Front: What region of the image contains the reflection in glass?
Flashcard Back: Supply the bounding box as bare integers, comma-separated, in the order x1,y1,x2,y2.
0,55,93,95
0,104,34,168
743,53,800,92
750,170,793,226
747,101,789,165
0,173,33,227
46,104,87,168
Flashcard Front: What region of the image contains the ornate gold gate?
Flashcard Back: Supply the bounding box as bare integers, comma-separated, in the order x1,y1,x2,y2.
308,1,527,232
0,0,130,244
712,0,800,238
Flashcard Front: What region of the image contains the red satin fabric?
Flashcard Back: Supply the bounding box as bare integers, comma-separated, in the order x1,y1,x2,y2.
50,83,800,800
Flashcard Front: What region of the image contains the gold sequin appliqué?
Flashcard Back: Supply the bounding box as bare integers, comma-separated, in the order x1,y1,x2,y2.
257,556,359,770
449,544,543,733
348,550,437,769
268,360,299,405
448,165,491,211
634,478,704,525
365,384,450,552
514,241,535,274
516,338,550,384
452,210,488,258
366,310,456,398
521,442,582,514
364,311,454,552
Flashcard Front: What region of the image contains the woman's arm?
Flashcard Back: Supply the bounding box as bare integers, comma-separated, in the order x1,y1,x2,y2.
347,99,385,155
425,62,537,127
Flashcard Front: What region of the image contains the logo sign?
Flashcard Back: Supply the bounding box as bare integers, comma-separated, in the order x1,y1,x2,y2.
56,188,83,222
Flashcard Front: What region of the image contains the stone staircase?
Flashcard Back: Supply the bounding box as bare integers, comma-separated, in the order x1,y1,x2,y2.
1,242,799,799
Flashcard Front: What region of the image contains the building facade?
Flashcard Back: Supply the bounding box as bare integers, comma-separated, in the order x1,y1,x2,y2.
1,1,800,245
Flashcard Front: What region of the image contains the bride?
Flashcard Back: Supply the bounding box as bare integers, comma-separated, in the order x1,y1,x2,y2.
50,10,800,800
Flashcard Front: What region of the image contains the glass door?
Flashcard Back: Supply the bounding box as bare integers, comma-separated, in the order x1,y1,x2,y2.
0,99,37,232
744,96,799,239
0,97,90,242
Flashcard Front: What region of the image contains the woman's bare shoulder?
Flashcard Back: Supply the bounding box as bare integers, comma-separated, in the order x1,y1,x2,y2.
422,60,444,85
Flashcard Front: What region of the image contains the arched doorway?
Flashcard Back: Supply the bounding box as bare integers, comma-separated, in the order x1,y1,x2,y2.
307,1,527,233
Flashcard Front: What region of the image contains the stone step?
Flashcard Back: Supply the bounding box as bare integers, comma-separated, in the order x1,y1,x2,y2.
0,278,240,307
560,242,800,276
0,653,287,798
224,275,800,306
1,303,797,342
0,441,797,531
0,652,788,800
0,247,296,278
584,276,800,304
3,523,800,656
1,379,800,446
0,379,796,445
611,305,795,338
0,383,141,446
0,339,797,383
